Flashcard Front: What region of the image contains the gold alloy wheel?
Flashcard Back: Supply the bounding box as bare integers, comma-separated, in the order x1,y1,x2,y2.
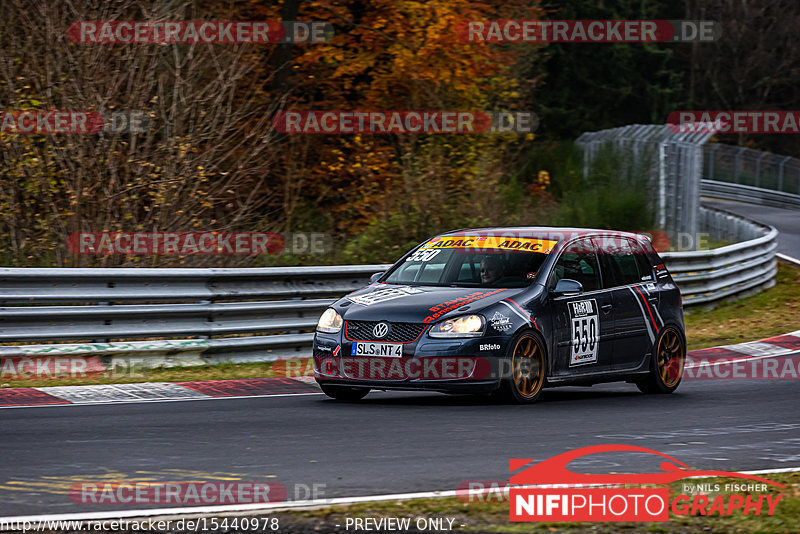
511,334,545,398
657,327,685,388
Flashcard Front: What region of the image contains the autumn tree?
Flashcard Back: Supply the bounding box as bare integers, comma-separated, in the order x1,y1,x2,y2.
252,0,546,253
0,0,283,267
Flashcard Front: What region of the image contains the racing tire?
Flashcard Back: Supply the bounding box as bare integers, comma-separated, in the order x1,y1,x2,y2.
636,326,686,394
492,330,547,404
319,384,370,401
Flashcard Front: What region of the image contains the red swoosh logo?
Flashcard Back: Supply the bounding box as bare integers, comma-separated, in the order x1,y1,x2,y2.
510,444,784,487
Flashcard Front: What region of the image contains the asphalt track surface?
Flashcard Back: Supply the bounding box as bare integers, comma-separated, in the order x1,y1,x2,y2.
1,380,799,517
1,197,798,519
702,198,800,256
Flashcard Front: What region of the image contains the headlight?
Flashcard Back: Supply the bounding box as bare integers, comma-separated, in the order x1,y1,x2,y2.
428,315,485,338
316,308,343,334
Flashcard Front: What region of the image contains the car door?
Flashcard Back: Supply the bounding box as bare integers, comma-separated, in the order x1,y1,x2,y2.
549,238,614,376
597,237,656,370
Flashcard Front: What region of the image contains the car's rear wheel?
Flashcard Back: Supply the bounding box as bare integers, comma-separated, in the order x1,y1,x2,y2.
319,384,370,401
636,326,685,394
494,331,546,404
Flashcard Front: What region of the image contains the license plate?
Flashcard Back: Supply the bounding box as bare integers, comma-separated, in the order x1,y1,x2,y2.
351,342,403,357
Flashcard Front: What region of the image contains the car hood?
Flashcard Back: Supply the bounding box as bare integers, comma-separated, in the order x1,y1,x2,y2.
336,284,528,324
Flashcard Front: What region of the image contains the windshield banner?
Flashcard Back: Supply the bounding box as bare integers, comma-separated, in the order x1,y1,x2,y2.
420,236,559,253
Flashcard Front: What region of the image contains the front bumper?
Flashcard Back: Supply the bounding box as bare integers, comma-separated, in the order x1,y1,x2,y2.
316,377,501,394
312,332,506,393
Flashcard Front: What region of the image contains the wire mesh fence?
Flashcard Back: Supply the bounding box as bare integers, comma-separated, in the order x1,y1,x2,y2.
576,124,714,247
704,143,800,195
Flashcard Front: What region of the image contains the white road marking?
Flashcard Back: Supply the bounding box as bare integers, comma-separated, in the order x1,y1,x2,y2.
776,252,800,268
3,465,799,523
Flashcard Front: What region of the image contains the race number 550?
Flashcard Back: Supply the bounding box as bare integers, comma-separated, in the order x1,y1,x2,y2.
569,299,598,366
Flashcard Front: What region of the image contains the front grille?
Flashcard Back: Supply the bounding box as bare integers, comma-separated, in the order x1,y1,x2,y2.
345,321,427,343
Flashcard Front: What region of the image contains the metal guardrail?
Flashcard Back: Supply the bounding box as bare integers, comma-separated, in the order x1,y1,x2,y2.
701,179,800,209
576,124,714,243
573,129,787,309
0,210,777,365
663,206,778,306
704,143,800,195
0,265,386,364
701,143,800,208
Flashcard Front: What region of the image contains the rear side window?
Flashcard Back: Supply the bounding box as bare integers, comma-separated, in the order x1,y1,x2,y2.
603,238,641,287
631,239,654,281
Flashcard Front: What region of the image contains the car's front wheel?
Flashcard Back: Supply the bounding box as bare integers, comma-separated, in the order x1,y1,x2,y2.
319,384,370,401
493,331,547,404
636,326,686,394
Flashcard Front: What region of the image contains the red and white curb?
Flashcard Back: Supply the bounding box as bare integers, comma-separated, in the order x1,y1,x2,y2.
685,330,800,378
0,377,321,408
687,330,800,360
1,330,799,408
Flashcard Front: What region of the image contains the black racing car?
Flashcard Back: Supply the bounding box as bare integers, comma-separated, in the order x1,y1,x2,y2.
313,227,686,403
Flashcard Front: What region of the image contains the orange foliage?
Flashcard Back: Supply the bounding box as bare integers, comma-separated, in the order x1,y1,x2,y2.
252,0,545,233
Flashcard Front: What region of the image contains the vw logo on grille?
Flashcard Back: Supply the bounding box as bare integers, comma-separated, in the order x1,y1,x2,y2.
373,322,390,339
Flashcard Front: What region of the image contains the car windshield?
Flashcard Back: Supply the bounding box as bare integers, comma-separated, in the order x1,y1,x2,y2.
383,235,557,288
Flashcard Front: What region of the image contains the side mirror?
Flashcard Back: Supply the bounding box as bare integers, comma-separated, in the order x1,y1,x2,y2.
553,278,583,296
369,271,385,283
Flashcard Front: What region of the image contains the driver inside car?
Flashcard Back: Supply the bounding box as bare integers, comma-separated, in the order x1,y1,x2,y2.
480,256,504,285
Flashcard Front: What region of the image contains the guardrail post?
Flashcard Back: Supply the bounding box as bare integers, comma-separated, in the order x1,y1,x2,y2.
755,152,766,188
706,143,718,180
778,156,790,192
290,296,303,335
200,299,212,340
582,143,591,179
94,301,111,343
734,147,746,184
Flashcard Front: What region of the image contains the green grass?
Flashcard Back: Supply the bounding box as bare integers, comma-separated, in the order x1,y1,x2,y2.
266,472,799,533
0,361,284,388
683,263,800,351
